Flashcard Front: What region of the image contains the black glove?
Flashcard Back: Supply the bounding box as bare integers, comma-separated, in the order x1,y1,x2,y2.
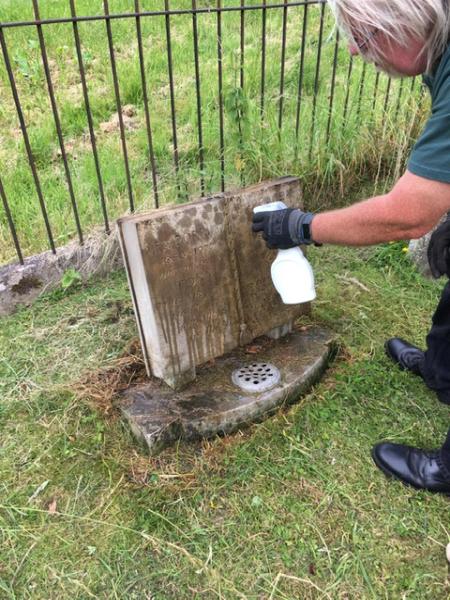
427,214,450,278
252,208,317,249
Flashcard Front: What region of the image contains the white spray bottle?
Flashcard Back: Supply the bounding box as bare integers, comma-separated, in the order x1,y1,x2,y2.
253,201,316,304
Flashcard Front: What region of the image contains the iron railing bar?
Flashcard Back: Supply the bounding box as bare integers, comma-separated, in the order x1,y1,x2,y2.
0,26,56,254
383,77,392,113
375,75,393,187
238,0,245,185
192,0,205,197
240,0,245,90
0,174,24,265
295,1,309,139
342,55,353,125
378,76,393,176
0,2,327,29
135,0,159,208
33,0,83,246
164,0,182,199
260,0,267,118
70,0,110,233
326,29,339,143
355,61,367,122
371,70,380,115
409,78,425,137
278,1,288,130
393,78,404,123
103,0,134,212
217,0,225,192
308,1,325,159
410,77,420,113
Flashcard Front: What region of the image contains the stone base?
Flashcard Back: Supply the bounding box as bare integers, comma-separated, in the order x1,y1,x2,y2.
119,326,335,454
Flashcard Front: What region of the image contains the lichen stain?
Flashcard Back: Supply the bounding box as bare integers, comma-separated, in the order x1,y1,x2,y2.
202,204,213,219
178,214,193,229
178,393,218,411
12,276,42,295
194,220,209,239
157,222,176,243
185,207,197,218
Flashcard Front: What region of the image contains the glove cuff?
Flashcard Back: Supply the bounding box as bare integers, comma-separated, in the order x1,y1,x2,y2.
290,210,319,246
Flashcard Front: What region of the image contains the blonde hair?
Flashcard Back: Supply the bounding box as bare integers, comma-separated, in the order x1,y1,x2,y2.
328,0,450,72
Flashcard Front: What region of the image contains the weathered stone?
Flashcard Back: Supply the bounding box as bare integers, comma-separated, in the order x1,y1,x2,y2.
117,177,311,389
408,214,448,278
119,325,334,454
0,177,308,322
408,234,433,278
267,321,293,340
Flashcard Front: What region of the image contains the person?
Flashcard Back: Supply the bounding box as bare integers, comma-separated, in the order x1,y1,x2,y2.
252,0,450,494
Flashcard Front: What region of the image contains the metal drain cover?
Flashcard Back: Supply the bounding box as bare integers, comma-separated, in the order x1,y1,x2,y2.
232,362,281,393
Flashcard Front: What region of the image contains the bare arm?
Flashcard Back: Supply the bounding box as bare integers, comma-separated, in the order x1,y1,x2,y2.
311,170,450,246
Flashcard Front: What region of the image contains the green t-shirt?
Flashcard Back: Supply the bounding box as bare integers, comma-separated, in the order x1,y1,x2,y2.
408,45,450,183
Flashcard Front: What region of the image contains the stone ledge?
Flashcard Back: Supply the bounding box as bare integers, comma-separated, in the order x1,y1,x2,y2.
0,229,123,317
119,325,335,454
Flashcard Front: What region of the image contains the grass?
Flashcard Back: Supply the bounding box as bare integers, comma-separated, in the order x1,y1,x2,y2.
1,0,429,263
1,237,450,598
0,5,445,595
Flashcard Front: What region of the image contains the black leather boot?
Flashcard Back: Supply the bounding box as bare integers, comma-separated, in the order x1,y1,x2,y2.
372,442,450,494
385,337,424,376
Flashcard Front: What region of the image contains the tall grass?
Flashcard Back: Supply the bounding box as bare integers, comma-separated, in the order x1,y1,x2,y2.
0,0,428,263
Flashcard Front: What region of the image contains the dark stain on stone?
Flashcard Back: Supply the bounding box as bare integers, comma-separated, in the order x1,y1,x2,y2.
178,393,219,411
178,214,193,229
12,276,42,295
194,220,209,239
202,204,213,219
185,207,197,218
157,222,176,243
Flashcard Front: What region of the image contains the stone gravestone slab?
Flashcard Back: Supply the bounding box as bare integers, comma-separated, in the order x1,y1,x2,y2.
117,176,310,389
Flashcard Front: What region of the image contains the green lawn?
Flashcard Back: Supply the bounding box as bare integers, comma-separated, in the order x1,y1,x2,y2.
1,239,449,599
1,3,446,597
0,0,427,263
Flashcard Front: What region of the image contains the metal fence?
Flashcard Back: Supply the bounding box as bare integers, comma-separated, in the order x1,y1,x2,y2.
0,0,424,266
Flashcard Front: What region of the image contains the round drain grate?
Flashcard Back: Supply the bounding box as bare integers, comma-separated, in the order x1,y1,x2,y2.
232,362,281,393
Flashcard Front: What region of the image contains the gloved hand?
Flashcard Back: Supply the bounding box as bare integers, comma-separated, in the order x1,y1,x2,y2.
252,207,317,249
428,213,450,278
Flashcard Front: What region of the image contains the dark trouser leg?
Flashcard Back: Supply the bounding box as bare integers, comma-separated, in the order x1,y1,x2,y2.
420,280,450,405
421,281,450,474
439,428,450,473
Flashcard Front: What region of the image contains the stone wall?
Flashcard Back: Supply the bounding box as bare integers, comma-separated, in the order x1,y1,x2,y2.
0,229,123,317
